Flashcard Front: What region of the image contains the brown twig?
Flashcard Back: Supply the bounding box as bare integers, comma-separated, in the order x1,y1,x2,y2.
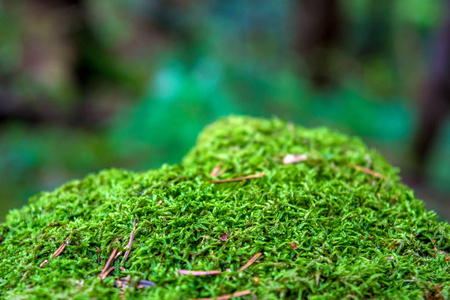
95,246,101,264
190,290,252,300
211,173,265,183
210,164,227,177
122,218,137,263
115,251,123,260
115,277,156,290
351,164,383,178
99,266,115,281
99,246,118,280
178,270,222,276
136,279,156,289
52,237,69,259
238,252,262,273
39,259,50,268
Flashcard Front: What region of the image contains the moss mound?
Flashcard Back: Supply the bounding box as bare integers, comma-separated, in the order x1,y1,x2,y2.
1,116,450,299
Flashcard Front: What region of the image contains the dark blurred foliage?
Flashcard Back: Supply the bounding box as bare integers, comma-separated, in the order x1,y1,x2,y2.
0,0,449,220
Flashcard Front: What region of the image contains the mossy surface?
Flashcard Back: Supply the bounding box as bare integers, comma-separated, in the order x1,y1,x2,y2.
1,116,449,299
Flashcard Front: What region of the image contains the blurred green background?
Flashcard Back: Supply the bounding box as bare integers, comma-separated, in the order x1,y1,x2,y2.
0,0,449,221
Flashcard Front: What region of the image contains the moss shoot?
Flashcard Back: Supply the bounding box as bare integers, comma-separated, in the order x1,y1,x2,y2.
1,116,449,299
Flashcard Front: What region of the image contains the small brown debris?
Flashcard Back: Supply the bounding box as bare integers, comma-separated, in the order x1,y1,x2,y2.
211,173,265,184
283,154,307,165
253,277,260,283
99,246,118,280
122,218,137,264
238,252,262,273
39,259,50,268
115,278,127,291
351,164,383,179
289,242,298,250
95,246,101,264
158,200,163,205
190,290,252,300
119,294,126,300
52,237,69,259
437,251,450,261
178,270,222,276
219,233,229,242
119,266,127,271
210,164,227,177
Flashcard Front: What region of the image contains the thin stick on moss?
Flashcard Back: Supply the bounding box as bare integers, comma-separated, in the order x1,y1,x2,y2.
178,270,222,276
211,173,265,183
39,259,49,268
114,251,123,260
122,218,137,263
99,266,115,281
115,277,156,290
238,252,262,273
210,164,226,177
95,246,101,264
136,279,156,289
190,290,252,300
99,246,118,279
52,237,69,259
351,164,383,178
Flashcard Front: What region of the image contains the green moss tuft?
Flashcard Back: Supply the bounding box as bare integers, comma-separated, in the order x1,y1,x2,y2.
1,116,449,299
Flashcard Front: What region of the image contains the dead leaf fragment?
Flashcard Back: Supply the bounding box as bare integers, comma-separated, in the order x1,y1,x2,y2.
219,233,229,242
283,154,307,165
437,250,450,261
289,242,298,250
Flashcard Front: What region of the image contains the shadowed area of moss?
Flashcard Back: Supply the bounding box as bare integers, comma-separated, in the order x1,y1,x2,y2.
1,116,449,299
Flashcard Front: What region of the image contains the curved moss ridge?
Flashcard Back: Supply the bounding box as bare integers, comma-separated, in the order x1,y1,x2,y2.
0,116,449,299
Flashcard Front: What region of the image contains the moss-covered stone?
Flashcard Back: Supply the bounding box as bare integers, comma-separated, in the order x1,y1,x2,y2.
1,116,449,299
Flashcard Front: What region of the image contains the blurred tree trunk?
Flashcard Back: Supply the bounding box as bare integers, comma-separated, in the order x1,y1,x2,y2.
413,10,450,177
0,0,114,127
295,0,341,87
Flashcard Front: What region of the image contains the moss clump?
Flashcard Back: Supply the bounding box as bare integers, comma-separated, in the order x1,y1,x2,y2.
1,116,449,299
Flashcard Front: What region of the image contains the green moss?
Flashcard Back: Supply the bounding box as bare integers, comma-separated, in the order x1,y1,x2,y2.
1,116,449,299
